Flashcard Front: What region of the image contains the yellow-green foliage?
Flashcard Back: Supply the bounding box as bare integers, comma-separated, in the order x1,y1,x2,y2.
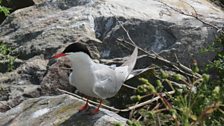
0,42,15,72
0,0,10,16
127,33,224,126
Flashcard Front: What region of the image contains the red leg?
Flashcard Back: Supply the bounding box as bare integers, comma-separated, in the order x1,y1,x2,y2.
90,100,103,114
79,98,89,112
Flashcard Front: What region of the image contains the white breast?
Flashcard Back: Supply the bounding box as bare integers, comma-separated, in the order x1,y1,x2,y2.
69,71,98,97
67,52,99,98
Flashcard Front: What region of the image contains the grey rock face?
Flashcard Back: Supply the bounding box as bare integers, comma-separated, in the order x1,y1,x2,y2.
0,0,223,125
0,0,223,64
0,94,127,126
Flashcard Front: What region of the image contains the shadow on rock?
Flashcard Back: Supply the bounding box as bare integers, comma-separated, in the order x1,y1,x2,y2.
61,108,105,126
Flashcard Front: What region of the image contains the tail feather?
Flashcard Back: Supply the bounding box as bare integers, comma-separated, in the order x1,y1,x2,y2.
122,47,138,75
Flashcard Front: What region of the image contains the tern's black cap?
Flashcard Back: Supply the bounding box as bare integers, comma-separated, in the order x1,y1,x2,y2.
63,42,91,57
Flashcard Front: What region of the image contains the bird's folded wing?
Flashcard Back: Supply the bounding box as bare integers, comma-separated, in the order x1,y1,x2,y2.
92,68,118,99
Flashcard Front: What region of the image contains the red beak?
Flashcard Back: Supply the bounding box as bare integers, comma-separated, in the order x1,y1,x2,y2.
51,53,66,59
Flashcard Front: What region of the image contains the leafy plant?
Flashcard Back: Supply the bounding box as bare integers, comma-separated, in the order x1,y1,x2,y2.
127,67,223,126
0,0,10,16
0,42,16,72
126,40,224,125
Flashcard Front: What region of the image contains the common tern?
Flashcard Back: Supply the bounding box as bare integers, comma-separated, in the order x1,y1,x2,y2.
52,43,138,114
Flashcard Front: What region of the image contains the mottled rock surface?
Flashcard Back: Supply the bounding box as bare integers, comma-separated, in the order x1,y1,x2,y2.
0,0,223,65
0,94,127,126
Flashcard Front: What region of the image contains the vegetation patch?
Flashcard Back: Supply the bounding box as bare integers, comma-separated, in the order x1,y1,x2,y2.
0,42,16,72
124,33,224,126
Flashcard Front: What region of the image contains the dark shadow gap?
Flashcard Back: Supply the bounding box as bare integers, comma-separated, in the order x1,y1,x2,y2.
0,0,35,24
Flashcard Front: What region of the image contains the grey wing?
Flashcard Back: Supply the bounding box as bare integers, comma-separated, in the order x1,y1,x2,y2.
114,66,129,82
92,66,119,99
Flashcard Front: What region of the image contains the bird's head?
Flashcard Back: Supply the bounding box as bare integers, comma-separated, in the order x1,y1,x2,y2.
51,42,91,59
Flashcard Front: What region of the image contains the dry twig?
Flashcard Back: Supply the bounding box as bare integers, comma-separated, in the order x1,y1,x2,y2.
155,0,224,33
57,88,175,113
116,38,201,79
115,17,202,78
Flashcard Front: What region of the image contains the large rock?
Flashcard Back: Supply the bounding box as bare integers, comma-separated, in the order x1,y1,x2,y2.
0,56,46,111
0,94,127,126
0,0,223,64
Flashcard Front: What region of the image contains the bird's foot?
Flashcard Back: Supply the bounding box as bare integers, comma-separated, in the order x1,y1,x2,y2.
90,108,100,115
89,100,102,115
79,102,89,112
